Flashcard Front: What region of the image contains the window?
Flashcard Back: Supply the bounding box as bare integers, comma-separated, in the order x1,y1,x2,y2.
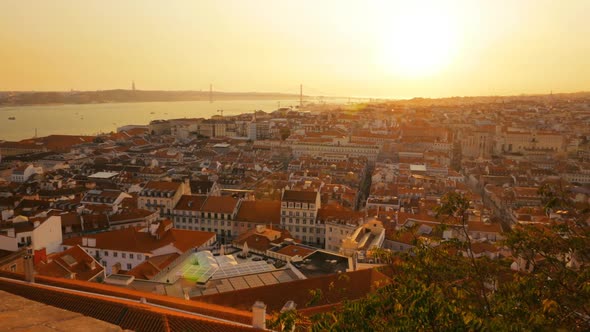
130,253,134,259
122,253,126,259
127,263,132,270
104,251,109,256
102,260,107,266
138,254,143,260
113,252,118,257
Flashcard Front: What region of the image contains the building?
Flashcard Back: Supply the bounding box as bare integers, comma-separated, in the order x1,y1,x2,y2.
339,219,386,258
62,220,216,274
280,189,323,246
0,215,63,254
81,189,132,213
11,164,42,183
36,244,105,281
137,180,190,216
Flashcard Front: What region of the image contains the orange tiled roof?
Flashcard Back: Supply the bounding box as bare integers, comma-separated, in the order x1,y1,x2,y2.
468,221,503,233
201,196,239,214
143,181,182,192
63,227,215,254
174,195,208,211
235,200,281,224
36,245,104,281
197,268,390,314
282,190,318,203
126,253,179,280
275,244,315,257
0,274,258,331
233,228,294,253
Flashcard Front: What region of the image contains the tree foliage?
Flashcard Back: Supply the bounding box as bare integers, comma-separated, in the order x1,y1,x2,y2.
269,189,590,331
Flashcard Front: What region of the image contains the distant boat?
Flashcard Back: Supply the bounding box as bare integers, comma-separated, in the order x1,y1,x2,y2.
8,116,16,120
150,112,155,114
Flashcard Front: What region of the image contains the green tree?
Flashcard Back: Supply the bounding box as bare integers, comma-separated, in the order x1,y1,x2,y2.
270,189,590,331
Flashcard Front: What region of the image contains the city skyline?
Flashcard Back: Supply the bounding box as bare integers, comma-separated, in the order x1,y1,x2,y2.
2,0,590,98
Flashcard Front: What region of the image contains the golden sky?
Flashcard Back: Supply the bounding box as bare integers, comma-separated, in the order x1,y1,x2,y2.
1,0,589,98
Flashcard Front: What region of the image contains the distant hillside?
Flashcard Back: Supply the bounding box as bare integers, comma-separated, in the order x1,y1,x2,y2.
0,90,301,107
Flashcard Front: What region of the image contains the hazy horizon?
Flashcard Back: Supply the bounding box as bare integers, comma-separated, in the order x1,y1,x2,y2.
2,0,590,98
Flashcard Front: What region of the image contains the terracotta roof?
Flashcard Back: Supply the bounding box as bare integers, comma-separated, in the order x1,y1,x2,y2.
233,227,294,253
317,203,363,223
275,244,315,257
108,208,156,222
142,181,182,192
126,253,179,280
36,245,104,281
201,196,239,214
60,212,82,227
235,200,281,224
197,268,390,313
62,227,215,254
174,195,208,211
0,274,258,331
282,190,318,203
468,221,503,233
470,242,500,254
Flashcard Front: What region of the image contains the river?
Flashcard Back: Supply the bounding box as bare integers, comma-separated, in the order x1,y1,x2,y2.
0,99,306,141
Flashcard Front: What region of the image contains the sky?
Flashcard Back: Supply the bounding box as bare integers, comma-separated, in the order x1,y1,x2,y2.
1,0,589,98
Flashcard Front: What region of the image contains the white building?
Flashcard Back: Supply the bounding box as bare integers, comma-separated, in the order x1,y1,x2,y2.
280,189,324,246
81,189,132,213
11,164,42,183
138,180,190,216
62,220,216,274
339,219,385,258
0,215,63,254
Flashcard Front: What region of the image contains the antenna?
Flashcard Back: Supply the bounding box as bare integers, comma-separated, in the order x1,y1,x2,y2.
132,80,136,91
209,84,213,103
217,109,224,117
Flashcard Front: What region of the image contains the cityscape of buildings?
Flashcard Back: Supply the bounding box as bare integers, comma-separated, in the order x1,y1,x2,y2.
1,92,589,330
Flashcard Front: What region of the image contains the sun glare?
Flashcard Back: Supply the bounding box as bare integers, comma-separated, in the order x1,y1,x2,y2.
376,4,458,78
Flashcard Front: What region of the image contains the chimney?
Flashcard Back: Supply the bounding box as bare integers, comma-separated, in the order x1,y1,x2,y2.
24,254,35,283
252,301,266,330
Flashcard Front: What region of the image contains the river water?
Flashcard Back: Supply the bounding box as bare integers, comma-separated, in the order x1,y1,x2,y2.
0,99,304,141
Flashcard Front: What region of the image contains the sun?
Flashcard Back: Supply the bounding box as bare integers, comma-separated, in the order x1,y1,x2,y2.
376,4,458,78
